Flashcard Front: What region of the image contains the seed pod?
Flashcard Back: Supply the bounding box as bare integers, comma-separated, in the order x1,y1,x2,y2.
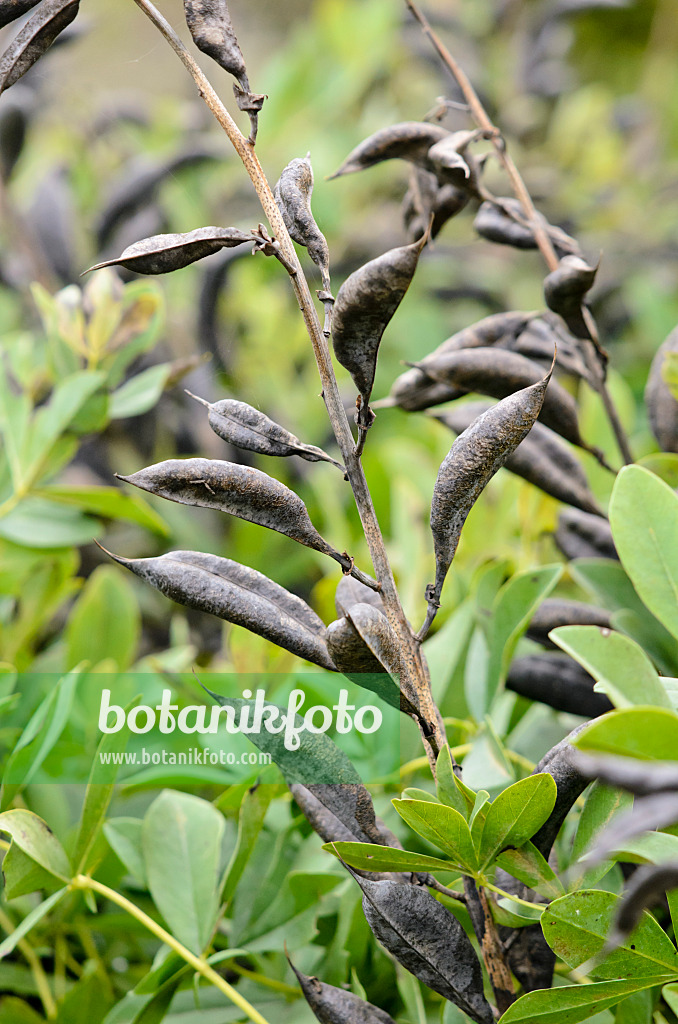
543,255,598,341
295,782,393,849
0,0,41,29
28,166,75,283
197,244,249,367
526,599,612,648
374,367,466,412
117,458,377,587
573,751,678,797
288,956,397,1024
420,368,553,638
335,575,385,618
326,618,386,677
418,346,600,457
341,603,418,714
329,122,450,179
274,155,330,291
85,227,254,276
614,864,678,942
184,0,247,85
508,314,591,382
0,0,79,97
530,725,589,858
332,236,426,426
100,547,335,670
474,198,581,257
186,393,344,471
554,508,618,561
0,85,31,181
427,129,482,189
431,402,603,515
506,652,612,719
581,793,678,868
352,873,494,1024
645,326,678,453
402,167,468,241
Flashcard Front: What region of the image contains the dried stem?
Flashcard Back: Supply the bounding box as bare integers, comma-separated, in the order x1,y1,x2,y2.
404,0,633,467
130,0,445,761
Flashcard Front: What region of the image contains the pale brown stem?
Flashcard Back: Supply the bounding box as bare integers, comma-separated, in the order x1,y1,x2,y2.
130,0,445,760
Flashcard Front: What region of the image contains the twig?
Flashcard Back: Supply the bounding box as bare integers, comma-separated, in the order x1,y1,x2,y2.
404,0,633,467
130,0,445,761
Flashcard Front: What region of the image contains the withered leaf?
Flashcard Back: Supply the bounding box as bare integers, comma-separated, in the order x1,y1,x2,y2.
293,782,394,848
402,167,468,242
184,0,247,85
117,458,377,587
506,653,612,719
0,0,79,96
329,122,450,179
554,507,618,561
526,599,612,648
645,326,678,454
186,392,344,471
474,197,581,256
0,0,41,30
100,547,335,671
352,873,494,1024
432,401,603,516
288,956,396,1024
332,236,426,425
86,226,254,276
573,751,678,797
420,366,553,638
543,255,598,341
274,155,330,291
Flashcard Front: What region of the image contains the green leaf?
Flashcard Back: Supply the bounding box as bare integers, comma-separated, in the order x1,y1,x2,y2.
142,790,225,954
392,798,477,873
322,841,459,875
609,465,678,643
662,982,678,1016
570,781,633,887
0,888,68,958
614,987,653,1024
494,895,544,924
0,498,103,548
574,708,678,760
24,371,105,482
109,363,171,419
495,841,564,899
499,979,665,1024
478,774,557,869
542,889,678,979
550,626,670,709
103,818,146,887
221,778,276,903
601,829,678,865
0,809,70,882
66,565,141,670
34,485,169,536
436,744,474,818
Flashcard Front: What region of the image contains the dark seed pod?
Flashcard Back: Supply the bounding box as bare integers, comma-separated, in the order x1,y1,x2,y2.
526,599,612,648
508,314,591,382
352,873,494,1024
543,255,598,341
573,751,678,797
85,227,254,276
335,575,385,618
474,198,581,256
288,956,396,1024
0,0,41,29
186,393,344,471
420,368,552,638
375,367,466,412
0,0,79,97
427,129,482,189
580,793,678,868
402,167,468,242
431,402,603,516
100,547,335,670
326,617,386,677
341,603,418,714
0,84,31,181
329,122,450,179
184,0,247,85
295,782,393,849
274,155,330,291
614,864,678,942
530,725,590,858
28,166,75,283
554,508,618,561
506,652,612,718
645,326,678,454
418,346,601,458
332,236,426,426
197,243,250,366
117,458,377,588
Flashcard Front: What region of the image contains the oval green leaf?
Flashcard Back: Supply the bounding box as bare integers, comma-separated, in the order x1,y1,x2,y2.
392,798,477,873
478,773,557,869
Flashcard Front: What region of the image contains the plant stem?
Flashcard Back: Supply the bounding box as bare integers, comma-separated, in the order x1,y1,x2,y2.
130,0,445,760
404,0,633,467
0,907,57,1019
71,875,272,1024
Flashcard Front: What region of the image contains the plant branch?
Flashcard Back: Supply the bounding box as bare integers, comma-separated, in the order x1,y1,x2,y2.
130,0,445,761
404,0,633,467
72,875,272,1024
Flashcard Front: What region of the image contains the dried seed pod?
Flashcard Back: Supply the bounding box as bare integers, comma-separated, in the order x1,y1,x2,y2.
332,236,426,427
85,227,254,276
508,314,591,382
526,599,612,648
100,547,335,670
420,368,553,637
0,84,31,181
614,864,678,942
340,603,418,714
186,393,344,472
375,367,466,412
530,725,589,857
506,652,612,719
274,155,330,291
426,129,482,189
645,326,678,453
554,507,618,561
197,244,249,365
431,402,603,515
543,255,598,341
581,793,678,867
352,873,494,1024
335,575,385,618
0,0,41,29
329,122,450,179
474,198,581,256
288,956,397,1024
325,617,386,677
402,167,468,241
184,0,246,83
573,752,678,797
0,0,79,97
418,346,602,458
28,166,75,283
117,458,377,587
